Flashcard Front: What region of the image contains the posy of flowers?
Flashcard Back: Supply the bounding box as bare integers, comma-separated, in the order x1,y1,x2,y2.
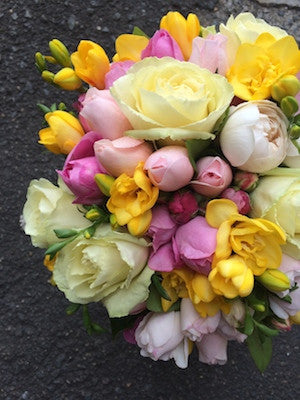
22,11,300,371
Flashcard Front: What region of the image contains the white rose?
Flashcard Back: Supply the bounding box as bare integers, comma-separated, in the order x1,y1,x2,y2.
53,224,152,317
23,178,90,248
220,100,289,173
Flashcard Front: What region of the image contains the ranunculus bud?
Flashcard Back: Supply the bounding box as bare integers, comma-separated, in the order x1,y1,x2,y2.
271,74,300,102
141,29,184,60
233,170,259,192
220,188,250,215
144,146,194,191
191,156,232,197
256,269,290,292
168,191,198,224
94,137,153,177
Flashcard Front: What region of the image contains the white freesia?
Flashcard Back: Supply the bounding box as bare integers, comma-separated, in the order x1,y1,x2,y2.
219,12,287,66
53,224,152,316
135,311,189,368
220,100,289,173
23,178,90,248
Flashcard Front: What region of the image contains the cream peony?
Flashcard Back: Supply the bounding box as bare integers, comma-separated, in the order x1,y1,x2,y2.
220,100,289,173
23,178,90,248
110,57,233,142
53,224,152,317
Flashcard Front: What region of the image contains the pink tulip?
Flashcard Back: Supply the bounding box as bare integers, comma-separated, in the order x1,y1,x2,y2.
94,136,153,177
57,131,107,204
189,34,229,75
141,29,184,60
196,333,228,365
147,206,177,251
105,60,134,89
220,188,251,214
80,87,132,140
144,146,194,191
191,156,232,197
168,191,198,224
174,216,217,275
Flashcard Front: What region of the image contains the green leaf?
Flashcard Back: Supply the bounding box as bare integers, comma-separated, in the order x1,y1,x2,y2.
91,322,107,334
37,103,51,114
54,228,78,238
132,26,149,38
213,107,230,134
244,312,254,336
151,274,171,301
82,305,92,335
50,103,57,112
45,236,76,259
110,314,143,338
168,299,181,312
146,283,163,312
247,328,273,372
253,320,279,337
66,302,81,315
185,139,212,172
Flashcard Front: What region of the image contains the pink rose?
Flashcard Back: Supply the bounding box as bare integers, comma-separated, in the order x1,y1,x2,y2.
57,131,106,204
148,241,182,272
94,136,153,177
147,206,177,251
141,29,184,60
144,146,194,191
135,312,189,368
233,170,259,192
173,216,217,275
220,188,251,214
191,156,232,197
196,333,228,365
189,34,229,75
80,87,132,140
168,191,198,224
105,60,134,89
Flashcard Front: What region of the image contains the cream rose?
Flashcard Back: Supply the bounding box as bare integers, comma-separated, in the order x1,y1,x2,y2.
23,178,90,248
250,170,300,259
220,100,289,173
53,224,153,317
110,57,233,142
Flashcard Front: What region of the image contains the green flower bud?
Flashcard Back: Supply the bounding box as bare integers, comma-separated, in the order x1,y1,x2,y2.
49,39,72,67
271,75,300,102
289,124,300,140
41,70,55,84
256,269,290,292
35,52,46,72
280,96,299,118
95,173,115,196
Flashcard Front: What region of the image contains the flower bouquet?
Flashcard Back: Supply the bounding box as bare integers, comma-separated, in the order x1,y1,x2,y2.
22,11,300,371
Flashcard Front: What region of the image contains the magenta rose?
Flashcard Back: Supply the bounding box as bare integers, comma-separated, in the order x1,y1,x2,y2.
141,29,184,60
57,131,107,204
168,191,198,224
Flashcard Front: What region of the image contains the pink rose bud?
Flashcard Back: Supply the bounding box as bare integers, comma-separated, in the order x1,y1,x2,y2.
233,170,259,192
168,191,198,224
105,60,134,89
141,29,184,60
80,87,132,140
148,205,177,251
220,188,251,215
144,146,194,191
94,136,153,177
191,156,232,197
57,131,107,204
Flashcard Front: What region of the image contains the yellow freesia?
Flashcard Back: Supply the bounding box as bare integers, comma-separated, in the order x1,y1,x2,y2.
38,110,84,154
206,199,286,298
53,67,82,90
161,268,230,317
160,11,201,60
227,33,300,100
113,34,149,62
106,162,159,236
71,40,110,89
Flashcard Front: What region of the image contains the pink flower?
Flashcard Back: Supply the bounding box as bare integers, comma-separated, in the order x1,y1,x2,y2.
196,332,228,365
220,188,251,214
123,316,144,345
57,131,106,204
105,60,134,89
191,156,232,197
80,87,132,140
73,94,90,132
141,29,184,60
233,170,259,192
144,146,194,191
135,312,189,368
189,34,229,75
94,136,152,177
147,206,177,251
173,216,218,275
148,241,182,272
168,191,198,224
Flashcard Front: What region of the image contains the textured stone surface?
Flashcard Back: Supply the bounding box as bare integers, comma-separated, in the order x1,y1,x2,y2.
1,0,300,399
256,0,299,7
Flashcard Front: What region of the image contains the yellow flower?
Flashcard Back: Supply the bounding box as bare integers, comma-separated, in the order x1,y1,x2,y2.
71,40,110,89
107,162,159,236
113,34,149,62
53,67,82,90
161,268,230,317
226,33,300,100
160,11,201,60
206,199,286,282
38,110,84,154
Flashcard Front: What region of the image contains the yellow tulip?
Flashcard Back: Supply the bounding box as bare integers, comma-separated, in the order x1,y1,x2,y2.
227,33,300,100
106,162,159,236
71,40,110,89
53,67,82,90
160,11,201,60
38,110,84,154
113,34,149,62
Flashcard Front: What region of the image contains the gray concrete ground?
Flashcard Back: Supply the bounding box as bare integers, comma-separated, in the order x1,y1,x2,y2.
1,0,299,399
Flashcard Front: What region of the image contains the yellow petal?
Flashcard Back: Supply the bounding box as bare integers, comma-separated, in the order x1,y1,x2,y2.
127,210,152,236
113,34,149,62
206,199,239,228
